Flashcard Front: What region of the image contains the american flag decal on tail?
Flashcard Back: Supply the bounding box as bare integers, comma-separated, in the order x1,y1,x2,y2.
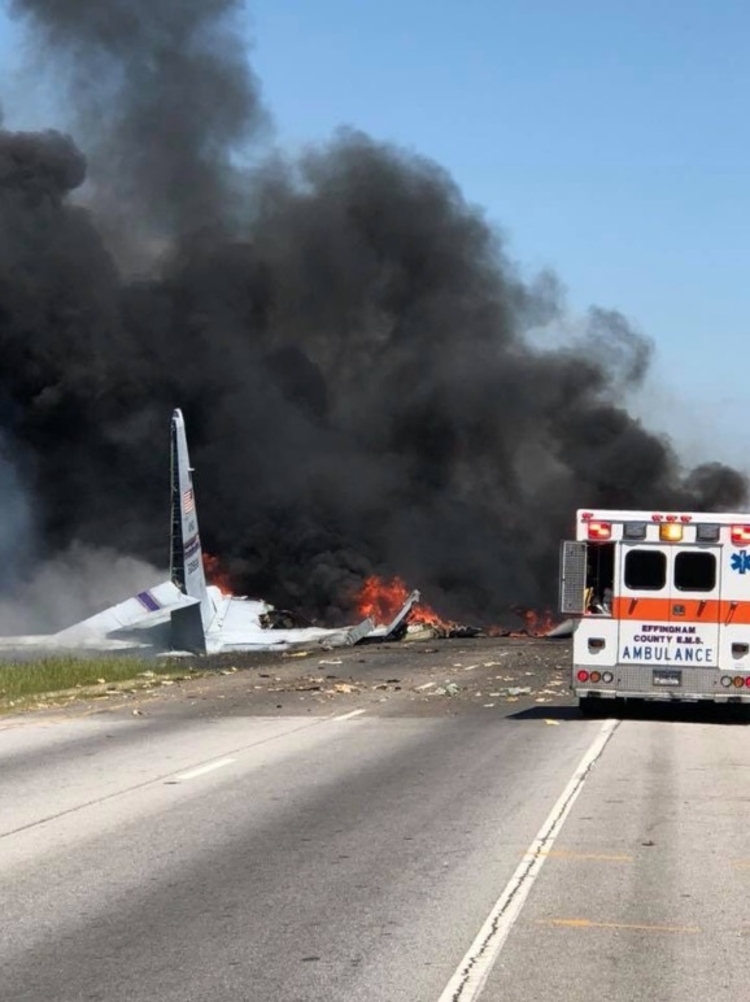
182,488,195,514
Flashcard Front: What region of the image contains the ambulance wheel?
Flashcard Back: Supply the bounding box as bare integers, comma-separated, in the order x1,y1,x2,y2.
578,696,602,718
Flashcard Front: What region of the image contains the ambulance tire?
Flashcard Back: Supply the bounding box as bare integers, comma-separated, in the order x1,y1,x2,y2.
578,696,603,718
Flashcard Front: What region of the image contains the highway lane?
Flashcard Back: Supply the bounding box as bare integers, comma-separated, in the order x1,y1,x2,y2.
0,685,598,1001
2,650,750,1001
481,715,750,1001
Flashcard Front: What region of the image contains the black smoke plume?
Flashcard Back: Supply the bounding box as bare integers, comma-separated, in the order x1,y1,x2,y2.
0,0,745,625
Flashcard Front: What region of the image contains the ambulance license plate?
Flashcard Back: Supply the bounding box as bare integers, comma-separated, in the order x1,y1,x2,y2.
653,669,682,687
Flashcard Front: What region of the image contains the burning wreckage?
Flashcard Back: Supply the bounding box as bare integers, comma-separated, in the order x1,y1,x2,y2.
0,410,564,656
0,410,420,656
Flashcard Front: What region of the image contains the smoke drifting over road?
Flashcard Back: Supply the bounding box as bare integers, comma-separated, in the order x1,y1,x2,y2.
1,0,745,625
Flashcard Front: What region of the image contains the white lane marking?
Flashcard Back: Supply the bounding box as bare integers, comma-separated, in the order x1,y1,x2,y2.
332,709,367,722
436,718,619,1002
171,757,236,782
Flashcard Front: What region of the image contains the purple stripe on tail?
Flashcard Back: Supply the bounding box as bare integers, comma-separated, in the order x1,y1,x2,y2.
137,591,161,613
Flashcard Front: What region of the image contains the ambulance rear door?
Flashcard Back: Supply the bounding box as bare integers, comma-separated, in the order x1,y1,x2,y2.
617,542,720,682
668,544,721,672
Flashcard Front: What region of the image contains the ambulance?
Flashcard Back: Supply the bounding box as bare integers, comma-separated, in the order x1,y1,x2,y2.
560,509,750,712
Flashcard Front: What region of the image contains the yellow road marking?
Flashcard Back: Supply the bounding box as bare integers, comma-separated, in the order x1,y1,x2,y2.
537,850,633,862
538,918,700,934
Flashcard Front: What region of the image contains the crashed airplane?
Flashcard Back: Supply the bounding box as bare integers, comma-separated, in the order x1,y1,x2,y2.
0,410,418,655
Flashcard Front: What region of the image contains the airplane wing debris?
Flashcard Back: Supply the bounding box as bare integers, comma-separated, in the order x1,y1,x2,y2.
0,409,419,657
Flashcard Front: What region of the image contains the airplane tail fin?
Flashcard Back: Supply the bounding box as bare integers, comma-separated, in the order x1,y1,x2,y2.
170,409,214,633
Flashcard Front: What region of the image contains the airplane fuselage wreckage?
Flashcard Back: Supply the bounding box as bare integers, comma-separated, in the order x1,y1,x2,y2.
0,410,418,656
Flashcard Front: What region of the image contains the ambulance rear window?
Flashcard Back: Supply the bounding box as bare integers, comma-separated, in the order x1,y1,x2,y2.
624,549,666,591
674,551,716,591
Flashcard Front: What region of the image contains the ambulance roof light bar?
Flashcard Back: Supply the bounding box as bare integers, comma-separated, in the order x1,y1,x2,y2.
731,525,750,546
659,523,683,542
587,521,611,541
696,523,720,543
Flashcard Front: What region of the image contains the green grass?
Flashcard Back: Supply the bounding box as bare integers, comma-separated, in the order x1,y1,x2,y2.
0,656,199,711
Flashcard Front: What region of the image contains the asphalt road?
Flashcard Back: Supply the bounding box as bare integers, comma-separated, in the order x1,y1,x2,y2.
2,637,750,1001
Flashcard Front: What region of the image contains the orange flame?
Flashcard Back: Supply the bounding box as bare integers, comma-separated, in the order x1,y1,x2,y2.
356,575,456,629
504,607,559,637
202,553,234,596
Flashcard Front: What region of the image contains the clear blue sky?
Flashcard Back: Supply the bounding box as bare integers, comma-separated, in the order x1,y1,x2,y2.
1,0,748,467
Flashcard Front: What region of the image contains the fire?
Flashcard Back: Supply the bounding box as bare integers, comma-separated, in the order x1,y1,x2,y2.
355,577,560,638
521,609,557,635
202,553,234,595
505,607,559,637
356,575,455,630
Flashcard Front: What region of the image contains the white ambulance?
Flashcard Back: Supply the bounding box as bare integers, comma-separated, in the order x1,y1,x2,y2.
560,509,750,712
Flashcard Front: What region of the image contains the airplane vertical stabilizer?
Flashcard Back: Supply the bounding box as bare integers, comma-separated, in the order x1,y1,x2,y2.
170,409,214,633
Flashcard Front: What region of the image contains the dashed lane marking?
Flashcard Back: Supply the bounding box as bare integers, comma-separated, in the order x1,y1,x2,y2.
539,850,632,862
170,758,236,782
332,709,367,722
538,917,700,934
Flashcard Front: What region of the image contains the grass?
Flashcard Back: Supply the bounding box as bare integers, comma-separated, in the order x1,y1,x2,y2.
0,656,201,712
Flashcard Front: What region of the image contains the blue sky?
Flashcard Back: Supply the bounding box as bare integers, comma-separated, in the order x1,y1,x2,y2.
1,0,749,467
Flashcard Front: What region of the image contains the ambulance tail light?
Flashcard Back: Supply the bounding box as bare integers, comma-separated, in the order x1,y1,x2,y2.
659,523,683,542
719,675,750,690
602,672,614,684
587,521,612,540
731,526,750,545
577,670,590,683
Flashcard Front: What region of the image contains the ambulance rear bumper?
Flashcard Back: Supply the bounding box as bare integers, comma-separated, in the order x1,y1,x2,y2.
573,662,750,703
574,688,750,704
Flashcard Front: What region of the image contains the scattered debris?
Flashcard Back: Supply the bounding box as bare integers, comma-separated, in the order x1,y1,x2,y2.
507,686,532,696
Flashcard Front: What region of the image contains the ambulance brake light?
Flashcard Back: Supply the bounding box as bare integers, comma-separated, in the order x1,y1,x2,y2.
587,521,611,540
731,526,750,545
659,523,683,542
